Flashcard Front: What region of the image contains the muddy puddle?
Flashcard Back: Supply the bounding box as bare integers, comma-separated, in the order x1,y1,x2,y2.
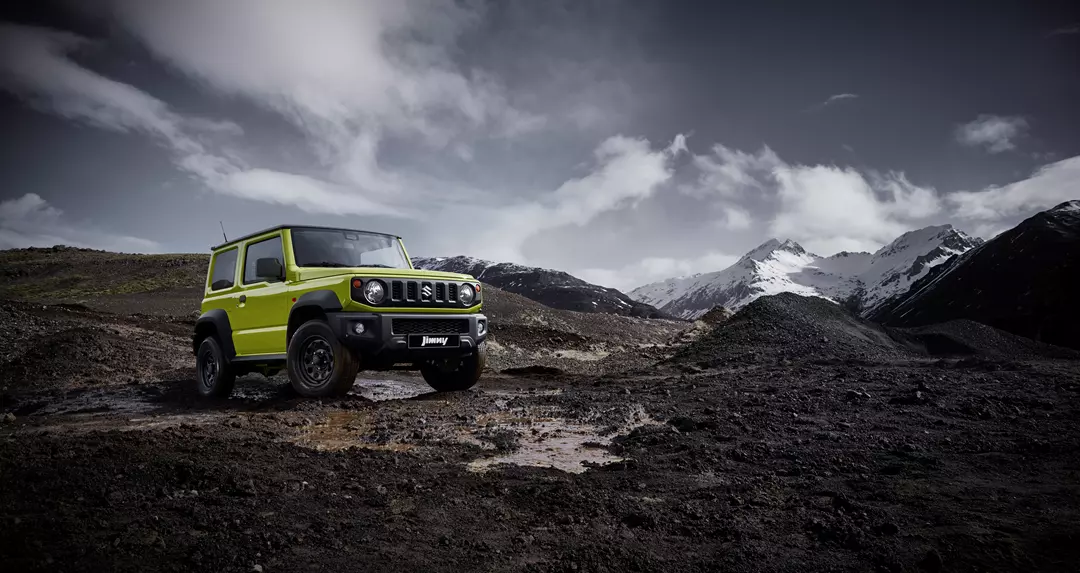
465,405,659,474
9,375,662,475
288,399,661,474
353,377,432,401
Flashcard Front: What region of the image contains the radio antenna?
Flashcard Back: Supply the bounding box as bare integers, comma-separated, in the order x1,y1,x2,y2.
219,221,228,242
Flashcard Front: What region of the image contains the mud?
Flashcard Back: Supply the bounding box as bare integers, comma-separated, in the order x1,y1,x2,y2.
2,298,1080,572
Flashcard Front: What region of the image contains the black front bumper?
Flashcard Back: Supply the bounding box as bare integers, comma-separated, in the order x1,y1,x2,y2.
325,312,488,364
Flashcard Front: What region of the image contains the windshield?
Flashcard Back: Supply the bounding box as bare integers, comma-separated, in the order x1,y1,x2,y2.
291,228,411,269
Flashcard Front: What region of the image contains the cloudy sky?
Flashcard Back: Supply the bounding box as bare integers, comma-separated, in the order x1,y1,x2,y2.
1,0,1078,291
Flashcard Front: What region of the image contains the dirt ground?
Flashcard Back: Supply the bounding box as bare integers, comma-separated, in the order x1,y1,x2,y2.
2,297,1080,573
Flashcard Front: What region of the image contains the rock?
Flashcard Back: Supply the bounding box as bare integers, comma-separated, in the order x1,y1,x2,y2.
873,522,899,536
918,548,943,572
668,416,698,432
1,413,15,424
252,565,264,573
889,391,928,406
845,389,871,401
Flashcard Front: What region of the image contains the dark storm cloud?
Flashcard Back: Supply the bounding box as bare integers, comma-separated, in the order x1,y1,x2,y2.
1,0,1078,289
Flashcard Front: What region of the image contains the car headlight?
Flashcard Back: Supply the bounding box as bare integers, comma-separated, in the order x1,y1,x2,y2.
459,283,475,305
362,280,386,304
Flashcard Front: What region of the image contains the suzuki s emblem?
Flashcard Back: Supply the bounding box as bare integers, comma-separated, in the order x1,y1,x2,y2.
421,285,433,299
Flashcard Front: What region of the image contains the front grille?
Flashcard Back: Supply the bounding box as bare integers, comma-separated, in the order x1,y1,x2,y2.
375,279,475,308
392,318,469,335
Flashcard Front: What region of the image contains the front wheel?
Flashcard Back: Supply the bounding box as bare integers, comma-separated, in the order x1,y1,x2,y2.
420,344,486,392
287,320,359,398
196,336,235,398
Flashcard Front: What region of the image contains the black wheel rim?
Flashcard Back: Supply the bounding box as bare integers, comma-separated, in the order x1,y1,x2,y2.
298,336,335,388
200,348,217,389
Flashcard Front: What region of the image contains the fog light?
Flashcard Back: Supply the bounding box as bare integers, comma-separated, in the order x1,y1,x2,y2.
477,320,486,335
353,322,365,335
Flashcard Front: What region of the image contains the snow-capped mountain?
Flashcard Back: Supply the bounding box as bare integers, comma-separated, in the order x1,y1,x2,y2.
629,226,982,319
410,255,667,318
869,201,1080,350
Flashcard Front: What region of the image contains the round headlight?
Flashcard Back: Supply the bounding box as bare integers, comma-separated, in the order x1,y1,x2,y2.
459,283,475,305
362,280,386,304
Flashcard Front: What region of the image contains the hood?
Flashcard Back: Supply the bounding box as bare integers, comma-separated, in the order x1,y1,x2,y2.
295,266,477,282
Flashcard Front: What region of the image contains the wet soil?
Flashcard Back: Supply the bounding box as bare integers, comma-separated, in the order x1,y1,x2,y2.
2,299,1080,572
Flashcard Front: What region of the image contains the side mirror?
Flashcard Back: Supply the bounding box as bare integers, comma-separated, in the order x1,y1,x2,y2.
255,257,284,281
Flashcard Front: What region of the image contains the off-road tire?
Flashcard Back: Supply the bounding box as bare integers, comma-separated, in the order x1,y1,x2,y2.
287,319,359,398
420,343,486,392
196,336,236,398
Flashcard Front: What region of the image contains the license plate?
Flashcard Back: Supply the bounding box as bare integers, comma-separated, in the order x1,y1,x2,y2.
408,334,460,348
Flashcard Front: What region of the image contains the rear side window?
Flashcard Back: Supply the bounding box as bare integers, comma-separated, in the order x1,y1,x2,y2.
209,248,238,291
243,235,285,284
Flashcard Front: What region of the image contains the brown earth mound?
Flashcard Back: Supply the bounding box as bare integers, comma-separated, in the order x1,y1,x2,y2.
669,293,912,368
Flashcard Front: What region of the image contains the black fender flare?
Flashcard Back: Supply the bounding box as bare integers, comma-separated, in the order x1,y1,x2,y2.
288,289,344,343
193,308,235,358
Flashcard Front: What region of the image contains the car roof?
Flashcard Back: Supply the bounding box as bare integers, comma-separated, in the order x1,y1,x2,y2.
212,224,401,251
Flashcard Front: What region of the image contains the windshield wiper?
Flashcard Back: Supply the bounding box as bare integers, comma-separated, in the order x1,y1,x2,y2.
303,261,351,268
361,264,394,268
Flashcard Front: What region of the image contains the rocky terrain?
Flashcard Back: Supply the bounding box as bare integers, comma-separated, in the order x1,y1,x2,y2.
2,247,1080,572
871,200,1080,351
413,255,667,318
631,226,981,320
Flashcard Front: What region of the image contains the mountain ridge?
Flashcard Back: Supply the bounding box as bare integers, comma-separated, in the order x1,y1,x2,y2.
629,224,983,319
410,255,668,318
869,200,1080,350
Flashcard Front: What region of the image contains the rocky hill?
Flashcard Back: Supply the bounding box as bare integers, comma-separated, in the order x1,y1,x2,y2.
0,246,689,376
411,255,667,318
870,200,1080,350
630,226,981,319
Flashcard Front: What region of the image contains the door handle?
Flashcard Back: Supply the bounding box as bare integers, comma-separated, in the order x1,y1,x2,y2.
238,294,247,304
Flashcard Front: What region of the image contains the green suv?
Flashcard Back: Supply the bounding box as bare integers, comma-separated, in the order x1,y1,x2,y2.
192,225,488,398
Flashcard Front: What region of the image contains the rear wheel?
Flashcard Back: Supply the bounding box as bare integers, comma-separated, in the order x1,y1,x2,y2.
196,336,235,398
287,319,359,398
420,343,486,392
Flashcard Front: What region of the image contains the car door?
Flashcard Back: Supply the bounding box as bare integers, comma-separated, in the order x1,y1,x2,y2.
232,233,290,356
202,245,241,325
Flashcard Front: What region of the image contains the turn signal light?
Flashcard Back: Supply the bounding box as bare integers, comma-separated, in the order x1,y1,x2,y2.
352,278,362,289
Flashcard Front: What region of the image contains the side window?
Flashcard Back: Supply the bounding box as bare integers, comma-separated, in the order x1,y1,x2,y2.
209,248,238,291
243,235,285,285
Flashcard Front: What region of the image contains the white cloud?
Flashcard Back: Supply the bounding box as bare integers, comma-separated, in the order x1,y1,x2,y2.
108,0,543,198
577,251,739,291
686,142,944,255
1047,24,1079,37
688,144,782,198
470,134,683,263
946,155,1080,220
223,169,415,218
822,93,858,105
0,22,413,218
0,193,160,252
805,93,859,111
718,205,753,230
0,24,184,144
771,165,925,253
666,133,689,156
955,114,1028,153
